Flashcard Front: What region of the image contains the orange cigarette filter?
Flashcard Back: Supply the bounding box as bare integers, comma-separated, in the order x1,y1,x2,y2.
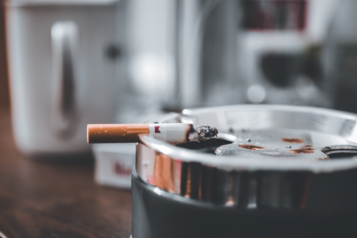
87,124,150,143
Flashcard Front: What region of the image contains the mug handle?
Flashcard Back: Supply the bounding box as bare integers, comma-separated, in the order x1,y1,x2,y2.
51,21,78,139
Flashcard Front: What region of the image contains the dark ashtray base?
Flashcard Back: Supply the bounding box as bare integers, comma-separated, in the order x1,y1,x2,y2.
131,169,357,238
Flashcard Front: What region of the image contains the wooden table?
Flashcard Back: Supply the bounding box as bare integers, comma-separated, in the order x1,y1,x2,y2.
0,111,131,238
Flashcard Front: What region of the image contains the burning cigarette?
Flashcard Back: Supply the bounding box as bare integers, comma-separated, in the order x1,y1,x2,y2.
87,123,218,144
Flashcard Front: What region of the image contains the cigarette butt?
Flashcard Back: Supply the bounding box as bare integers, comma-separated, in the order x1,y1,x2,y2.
87,124,149,143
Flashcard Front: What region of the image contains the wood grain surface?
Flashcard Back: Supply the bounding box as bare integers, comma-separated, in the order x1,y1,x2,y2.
0,111,132,238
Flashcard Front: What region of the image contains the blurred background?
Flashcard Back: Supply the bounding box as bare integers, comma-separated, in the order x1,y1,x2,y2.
1,1,357,236
0,0,356,158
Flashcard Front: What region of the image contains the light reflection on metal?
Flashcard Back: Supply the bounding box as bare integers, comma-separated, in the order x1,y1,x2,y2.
139,147,312,208
153,187,163,196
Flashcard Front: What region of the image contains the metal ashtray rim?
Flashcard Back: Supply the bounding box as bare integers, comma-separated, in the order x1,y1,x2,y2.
139,104,357,173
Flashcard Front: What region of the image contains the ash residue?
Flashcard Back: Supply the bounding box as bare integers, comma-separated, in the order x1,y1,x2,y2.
191,124,218,142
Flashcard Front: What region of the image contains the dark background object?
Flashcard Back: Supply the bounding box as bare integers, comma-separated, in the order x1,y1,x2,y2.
105,44,122,61
240,0,307,31
260,52,301,88
300,44,323,85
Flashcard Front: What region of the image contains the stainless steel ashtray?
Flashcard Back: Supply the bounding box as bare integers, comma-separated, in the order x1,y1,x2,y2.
132,105,357,238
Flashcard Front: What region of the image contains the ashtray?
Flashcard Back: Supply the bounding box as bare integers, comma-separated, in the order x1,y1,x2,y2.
131,105,357,238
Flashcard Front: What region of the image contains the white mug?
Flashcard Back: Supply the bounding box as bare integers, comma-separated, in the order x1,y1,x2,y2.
5,0,118,159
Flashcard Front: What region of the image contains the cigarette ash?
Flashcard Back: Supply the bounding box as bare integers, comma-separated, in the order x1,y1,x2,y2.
189,125,218,142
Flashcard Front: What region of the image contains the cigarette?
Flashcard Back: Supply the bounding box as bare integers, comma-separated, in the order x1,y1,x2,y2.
87,123,218,144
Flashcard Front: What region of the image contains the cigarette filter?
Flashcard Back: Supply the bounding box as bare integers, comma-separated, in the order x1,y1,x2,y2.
87,123,218,144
